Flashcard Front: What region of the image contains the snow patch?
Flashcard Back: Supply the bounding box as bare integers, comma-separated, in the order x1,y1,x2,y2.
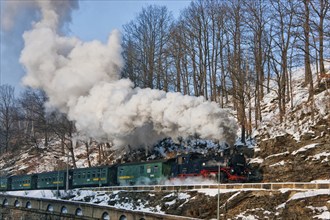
249,157,264,164
198,188,265,197
308,152,330,163
265,151,289,160
269,160,286,167
314,211,330,220
307,206,330,220
310,180,330,183
276,203,286,209
289,189,330,201
291,143,319,155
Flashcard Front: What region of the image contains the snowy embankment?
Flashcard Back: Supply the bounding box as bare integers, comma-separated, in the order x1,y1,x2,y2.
255,63,330,142
2,181,330,220
276,189,330,220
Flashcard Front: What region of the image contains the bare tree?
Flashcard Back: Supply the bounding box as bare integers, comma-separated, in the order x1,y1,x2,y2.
227,0,248,143
168,20,193,94
216,3,230,107
19,89,52,148
243,0,269,128
310,0,330,75
178,1,209,97
0,85,18,153
52,113,77,168
122,5,173,90
302,0,315,103
268,0,297,122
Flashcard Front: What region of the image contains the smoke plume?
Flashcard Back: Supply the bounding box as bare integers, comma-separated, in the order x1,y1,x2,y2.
18,0,238,149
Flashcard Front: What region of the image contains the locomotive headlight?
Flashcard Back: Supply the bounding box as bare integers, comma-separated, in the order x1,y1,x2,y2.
202,163,206,166
231,169,234,174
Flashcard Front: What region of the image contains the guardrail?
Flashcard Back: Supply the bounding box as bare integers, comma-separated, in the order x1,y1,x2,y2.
86,182,330,192
0,194,198,220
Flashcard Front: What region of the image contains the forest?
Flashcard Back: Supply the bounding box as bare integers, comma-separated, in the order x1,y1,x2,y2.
0,0,329,164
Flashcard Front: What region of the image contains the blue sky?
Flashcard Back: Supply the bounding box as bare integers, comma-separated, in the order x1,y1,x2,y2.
0,0,191,93
70,1,190,42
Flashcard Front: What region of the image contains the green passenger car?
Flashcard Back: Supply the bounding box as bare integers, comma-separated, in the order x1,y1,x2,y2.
117,160,172,185
11,175,37,190
0,177,10,191
72,166,116,187
37,171,69,189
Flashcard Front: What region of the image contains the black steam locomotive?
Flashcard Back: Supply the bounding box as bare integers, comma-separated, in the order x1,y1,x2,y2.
170,152,258,183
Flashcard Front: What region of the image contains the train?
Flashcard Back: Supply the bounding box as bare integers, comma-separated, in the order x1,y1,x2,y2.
0,152,261,191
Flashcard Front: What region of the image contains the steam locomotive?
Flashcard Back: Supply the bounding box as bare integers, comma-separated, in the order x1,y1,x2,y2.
0,152,261,191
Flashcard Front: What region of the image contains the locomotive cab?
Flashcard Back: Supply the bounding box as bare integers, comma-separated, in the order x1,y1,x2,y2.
171,153,225,178
171,153,204,177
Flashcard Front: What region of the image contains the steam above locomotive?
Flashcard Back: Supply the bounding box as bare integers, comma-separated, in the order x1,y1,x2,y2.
11,0,238,151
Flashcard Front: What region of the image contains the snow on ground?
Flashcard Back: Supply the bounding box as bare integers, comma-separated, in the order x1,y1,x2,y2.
277,189,330,210
197,188,266,197
314,211,330,220
269,160,286,167
164,192,191,200
249,157,264,164
234,208,265,220
307,205,328,213
165,176,218,185
308,152,330,163
254,62,330,143
291,143,319,155
3,190,58,199
164,192,190,206
311,179,330,183
265,151,289,160
288,189,330,201
234,214,259,220
225,191,241,203
307,205,330,219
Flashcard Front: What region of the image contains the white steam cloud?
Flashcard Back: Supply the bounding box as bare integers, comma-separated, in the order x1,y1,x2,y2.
18,0,238,149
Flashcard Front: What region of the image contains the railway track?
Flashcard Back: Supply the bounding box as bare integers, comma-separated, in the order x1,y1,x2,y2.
84,182,330,192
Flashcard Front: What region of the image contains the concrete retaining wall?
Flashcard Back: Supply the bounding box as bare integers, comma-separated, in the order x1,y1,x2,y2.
1,182,328,220
0,194,197,220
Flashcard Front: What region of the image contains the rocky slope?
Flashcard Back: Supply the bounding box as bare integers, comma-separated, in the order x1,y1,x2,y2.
250,68,330,183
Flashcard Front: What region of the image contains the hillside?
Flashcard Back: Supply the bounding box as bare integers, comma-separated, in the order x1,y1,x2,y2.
251,65,330,183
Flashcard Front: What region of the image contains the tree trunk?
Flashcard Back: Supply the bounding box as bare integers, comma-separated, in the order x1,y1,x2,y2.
86,141,91,167
69,140,77,169
303,0,315,121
